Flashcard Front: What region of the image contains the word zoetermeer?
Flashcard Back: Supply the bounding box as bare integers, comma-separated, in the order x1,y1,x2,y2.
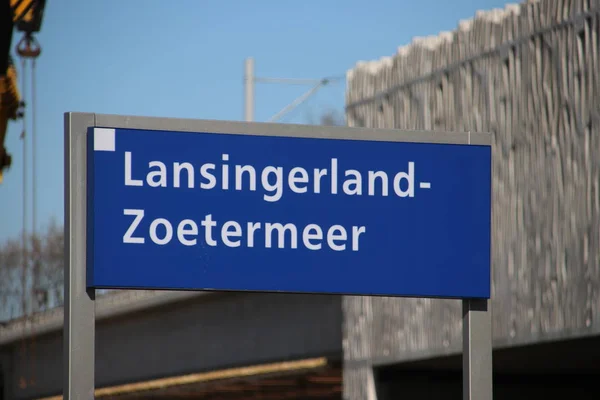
123,210,366,251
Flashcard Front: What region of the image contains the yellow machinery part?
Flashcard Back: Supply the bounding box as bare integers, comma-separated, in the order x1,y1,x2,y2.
0,62,21,183
1,0,45,183
10,0,36,24
0,62,21,119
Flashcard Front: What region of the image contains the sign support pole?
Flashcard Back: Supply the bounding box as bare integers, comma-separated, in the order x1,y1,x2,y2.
462,299,493,400
64,112,96,400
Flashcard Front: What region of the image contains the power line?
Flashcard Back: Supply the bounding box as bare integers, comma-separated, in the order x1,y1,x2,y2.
255,75,345,85
269,81,328,122
243,57,345,123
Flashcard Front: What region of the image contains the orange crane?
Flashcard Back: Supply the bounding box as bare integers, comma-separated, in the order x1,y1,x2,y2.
0,0,45,183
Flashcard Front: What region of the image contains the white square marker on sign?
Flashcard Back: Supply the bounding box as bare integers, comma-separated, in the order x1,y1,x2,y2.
94,128,116,151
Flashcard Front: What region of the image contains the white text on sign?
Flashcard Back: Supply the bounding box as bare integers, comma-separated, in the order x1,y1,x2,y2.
120,151,432,251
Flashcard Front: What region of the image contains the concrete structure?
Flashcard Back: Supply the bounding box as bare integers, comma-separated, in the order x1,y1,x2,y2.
0,290,343,399
344,0,600,398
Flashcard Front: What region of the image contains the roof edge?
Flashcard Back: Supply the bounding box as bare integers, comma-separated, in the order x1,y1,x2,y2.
346,1,526,80
0,290,212,346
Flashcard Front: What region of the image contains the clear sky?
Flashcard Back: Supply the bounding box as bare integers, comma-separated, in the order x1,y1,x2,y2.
0,0,510,242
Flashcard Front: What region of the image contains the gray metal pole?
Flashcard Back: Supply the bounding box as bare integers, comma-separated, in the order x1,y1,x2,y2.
462,299,493,400
244,57,254,122
64,112,96,400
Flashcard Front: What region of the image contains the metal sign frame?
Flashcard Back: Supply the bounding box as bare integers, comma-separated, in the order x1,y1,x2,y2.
64,112,492,400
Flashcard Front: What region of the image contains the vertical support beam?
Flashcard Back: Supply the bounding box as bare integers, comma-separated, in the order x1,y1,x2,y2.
0,352,12,400
244,57,254,122
365,365,378,400
64,112,96,400
462,299,492,400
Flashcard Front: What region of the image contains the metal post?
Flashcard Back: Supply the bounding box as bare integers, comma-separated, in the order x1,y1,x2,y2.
1,353,13,400
244,57,254,122
64,112,96,400
462,299,493,400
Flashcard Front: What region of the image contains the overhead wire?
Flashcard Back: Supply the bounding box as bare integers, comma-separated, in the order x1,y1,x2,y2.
269,80,328,122
30,55,38,386
15,42,41,389
32,57,37,258
267,75,345,123
18,54,29,390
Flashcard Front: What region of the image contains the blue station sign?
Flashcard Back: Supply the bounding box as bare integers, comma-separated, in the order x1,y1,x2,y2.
86,123,491,299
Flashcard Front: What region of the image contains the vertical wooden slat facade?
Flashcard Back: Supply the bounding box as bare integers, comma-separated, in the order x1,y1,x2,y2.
343,0,599,398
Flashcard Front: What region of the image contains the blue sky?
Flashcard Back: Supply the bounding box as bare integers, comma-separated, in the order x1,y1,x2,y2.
0,0,510,242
